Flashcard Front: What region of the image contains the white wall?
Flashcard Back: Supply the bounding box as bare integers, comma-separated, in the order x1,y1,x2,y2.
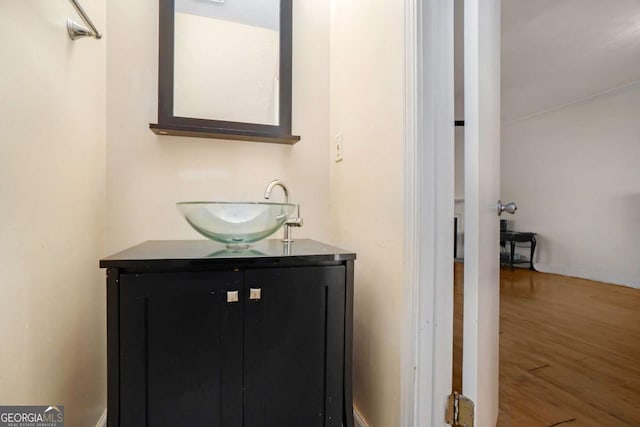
0,1,106,425
106,0,331,254
502,84,640,288
329,1,405,425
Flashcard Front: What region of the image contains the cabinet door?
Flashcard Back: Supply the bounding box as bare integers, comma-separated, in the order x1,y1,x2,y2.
244,266,346,427
119,271,243,427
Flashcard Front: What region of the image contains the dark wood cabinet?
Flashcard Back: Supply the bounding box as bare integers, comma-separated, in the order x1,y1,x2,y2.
243,266,345,427
119,271,243,427
101,240,355,427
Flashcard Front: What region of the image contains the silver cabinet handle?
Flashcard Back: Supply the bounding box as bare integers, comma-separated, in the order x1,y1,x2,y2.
227,290,239,303
249,288,262,300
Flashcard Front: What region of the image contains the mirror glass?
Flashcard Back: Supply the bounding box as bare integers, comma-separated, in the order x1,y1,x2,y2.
173,0,281,126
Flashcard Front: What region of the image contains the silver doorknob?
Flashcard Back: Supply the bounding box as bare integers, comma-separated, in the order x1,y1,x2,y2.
497,200,517,216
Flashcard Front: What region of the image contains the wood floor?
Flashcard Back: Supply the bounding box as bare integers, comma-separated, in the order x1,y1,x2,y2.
453,263,640,426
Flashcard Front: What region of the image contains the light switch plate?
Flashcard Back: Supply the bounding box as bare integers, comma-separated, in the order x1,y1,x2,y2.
335,133,344,162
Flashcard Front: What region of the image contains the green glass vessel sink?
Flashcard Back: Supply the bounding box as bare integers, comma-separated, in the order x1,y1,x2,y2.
177,202,296,248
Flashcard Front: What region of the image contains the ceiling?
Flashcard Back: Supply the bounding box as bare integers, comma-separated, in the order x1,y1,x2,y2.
501,0,640,122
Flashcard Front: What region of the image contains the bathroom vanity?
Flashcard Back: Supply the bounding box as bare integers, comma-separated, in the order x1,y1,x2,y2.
100,239,355,427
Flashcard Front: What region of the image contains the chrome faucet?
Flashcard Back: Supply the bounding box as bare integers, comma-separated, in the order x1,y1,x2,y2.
264,179,303,243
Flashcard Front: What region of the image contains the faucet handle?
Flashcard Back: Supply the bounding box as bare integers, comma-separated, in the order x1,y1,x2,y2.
286,204,303,227
286,217,303,227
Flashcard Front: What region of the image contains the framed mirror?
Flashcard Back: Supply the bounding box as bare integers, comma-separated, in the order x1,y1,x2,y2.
150,0,300,144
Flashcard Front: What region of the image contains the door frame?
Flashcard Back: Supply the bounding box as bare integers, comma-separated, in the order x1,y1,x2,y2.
401,0,455,426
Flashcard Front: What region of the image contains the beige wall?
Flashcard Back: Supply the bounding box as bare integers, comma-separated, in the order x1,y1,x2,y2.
106,0,331,254
0,1,106,425
329,1,405,426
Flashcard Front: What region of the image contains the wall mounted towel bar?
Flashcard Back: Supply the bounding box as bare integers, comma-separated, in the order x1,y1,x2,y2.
67,0,101,40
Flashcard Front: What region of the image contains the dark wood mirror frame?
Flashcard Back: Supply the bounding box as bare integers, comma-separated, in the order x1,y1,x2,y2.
150,0,300,145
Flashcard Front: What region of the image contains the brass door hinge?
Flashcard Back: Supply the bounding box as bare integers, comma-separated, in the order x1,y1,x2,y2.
445,392,474,427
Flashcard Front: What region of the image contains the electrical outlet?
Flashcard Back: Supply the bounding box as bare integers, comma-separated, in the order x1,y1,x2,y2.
335,133,344,162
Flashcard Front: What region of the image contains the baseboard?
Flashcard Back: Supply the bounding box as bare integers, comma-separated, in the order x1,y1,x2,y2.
95,409,107,427
354,407,369,427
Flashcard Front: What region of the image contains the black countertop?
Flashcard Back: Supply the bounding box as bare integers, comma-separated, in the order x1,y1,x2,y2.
100,239,356,271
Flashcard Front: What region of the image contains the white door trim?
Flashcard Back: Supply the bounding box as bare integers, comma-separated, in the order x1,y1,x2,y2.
402,0,455,426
